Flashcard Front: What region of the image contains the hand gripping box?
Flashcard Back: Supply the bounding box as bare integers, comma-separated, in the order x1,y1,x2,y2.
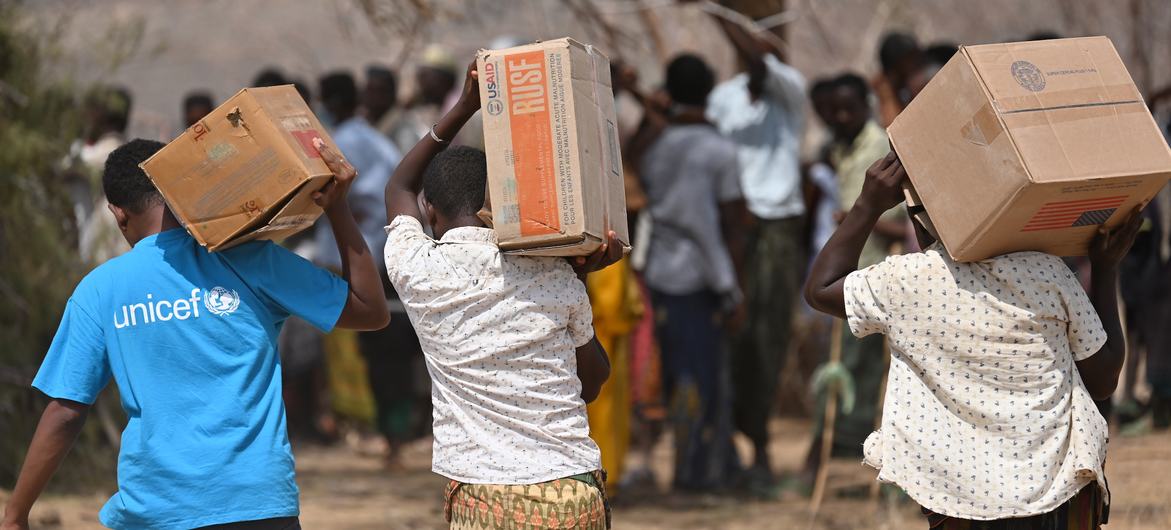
140,85,340,251
890,36,1171,261
477,38,630,256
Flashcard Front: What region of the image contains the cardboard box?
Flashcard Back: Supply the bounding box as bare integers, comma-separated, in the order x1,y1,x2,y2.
141,85,339,251
889,36,1171,261
477,38,630,256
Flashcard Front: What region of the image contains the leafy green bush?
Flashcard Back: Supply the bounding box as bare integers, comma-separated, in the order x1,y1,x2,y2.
0,3,118,491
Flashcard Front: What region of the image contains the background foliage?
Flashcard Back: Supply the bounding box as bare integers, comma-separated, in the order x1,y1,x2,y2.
0,3,117,491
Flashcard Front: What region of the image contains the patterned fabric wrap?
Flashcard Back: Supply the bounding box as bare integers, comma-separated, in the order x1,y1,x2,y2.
444,471,610,529
923,482,1106,530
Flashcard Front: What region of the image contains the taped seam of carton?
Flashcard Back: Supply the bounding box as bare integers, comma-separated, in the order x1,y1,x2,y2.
953,45,1038,259
584,43,612,242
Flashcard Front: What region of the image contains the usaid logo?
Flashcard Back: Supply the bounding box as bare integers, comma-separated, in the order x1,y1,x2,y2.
113,287,239,329
483,61,504,116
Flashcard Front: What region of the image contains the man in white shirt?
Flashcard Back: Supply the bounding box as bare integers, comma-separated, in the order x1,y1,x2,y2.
805,152,1141,528
382,59,620,530
705,13,807,488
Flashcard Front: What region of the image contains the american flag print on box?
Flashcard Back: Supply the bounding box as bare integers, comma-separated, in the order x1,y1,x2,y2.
1020,196,1127,232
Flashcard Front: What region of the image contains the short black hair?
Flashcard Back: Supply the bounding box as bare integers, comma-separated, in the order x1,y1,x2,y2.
833,73,871,102
183,91,214,111
809,77,836,100
422,146,487,218
879,31,921,72
291,78,312,104
252,68,287,87
924,42,958,67
665,54,714,107
1028,31,1061,41
366,65,396,86
319,71,358,112
365,65,398,100
87,86,133,133
103,139,166,213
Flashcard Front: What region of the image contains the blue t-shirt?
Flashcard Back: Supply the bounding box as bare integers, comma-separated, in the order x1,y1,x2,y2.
33,228,348,530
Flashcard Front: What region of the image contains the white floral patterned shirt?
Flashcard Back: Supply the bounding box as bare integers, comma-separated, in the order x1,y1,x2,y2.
844,246,1108,520
383,216,601,484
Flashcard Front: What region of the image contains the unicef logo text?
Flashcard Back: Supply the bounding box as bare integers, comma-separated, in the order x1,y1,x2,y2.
204,286,241,316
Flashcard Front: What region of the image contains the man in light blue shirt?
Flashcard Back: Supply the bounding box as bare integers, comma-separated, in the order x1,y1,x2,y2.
315,72,402,268
1,139,389,530
705,13,807,493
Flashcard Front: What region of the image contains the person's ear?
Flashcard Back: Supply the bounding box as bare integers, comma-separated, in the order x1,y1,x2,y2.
420,196,438,229
108,202,130,232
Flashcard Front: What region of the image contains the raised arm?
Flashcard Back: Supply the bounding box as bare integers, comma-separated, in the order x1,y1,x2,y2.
2,400,89,530
385,60,481,223
1078,208,1145,400
312,141,390,331
804,152,906,318
711,13,768,93
622,75,671,177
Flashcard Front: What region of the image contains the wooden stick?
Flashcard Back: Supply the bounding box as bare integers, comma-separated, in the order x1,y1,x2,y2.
809,317,844,515
868,337,891,503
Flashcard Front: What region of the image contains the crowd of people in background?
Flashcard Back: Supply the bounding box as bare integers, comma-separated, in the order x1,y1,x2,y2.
59,17,1171,504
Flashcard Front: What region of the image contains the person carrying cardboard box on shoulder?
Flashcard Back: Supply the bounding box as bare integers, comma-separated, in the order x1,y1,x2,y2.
381,58,620,530
805,151,1142,529
1,138,388,530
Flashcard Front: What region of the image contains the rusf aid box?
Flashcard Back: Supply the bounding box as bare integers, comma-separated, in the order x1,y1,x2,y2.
889,36,1171,262
140,85,340,251
477,38,630,256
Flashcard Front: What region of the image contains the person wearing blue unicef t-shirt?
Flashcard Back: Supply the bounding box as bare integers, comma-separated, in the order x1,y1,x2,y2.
1,139,389,530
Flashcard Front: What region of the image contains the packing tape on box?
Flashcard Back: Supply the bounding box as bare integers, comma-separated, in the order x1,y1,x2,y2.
585,44,612,244
964,96,1147,145
992,83,1139,113
999,100,1147,128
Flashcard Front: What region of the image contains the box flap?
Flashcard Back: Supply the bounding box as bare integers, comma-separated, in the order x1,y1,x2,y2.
249,85,338,178
889,53,1030,261
210,174,328,251
964,37,1141,113
964,37,1171,184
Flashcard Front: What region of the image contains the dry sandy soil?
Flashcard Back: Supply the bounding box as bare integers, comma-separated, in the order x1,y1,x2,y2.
6,418,1170,529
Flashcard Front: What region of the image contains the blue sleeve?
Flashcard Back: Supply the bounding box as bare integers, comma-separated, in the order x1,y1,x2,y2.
32,299,111,405
230,241,350,333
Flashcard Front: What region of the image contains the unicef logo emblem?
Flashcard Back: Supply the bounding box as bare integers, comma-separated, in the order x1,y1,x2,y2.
204,286,240,316
486,99,504,116
1011,60,1046,92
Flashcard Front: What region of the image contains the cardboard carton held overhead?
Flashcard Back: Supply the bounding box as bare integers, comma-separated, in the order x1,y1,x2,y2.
477,38,630,256
889,36,1171,262
141,85,340,251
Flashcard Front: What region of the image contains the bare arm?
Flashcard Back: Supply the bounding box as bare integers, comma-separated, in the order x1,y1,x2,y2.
2,400,90,530
313,142,391,331
719,198,749,287
623,89,669,175
570,232,625,402
385,60,481,224
1077,209,1144,400
575,337,611,403
711,14,767,96
804,152,906,318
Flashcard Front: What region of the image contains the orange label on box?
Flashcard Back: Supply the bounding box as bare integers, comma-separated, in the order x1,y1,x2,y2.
506,50,559,236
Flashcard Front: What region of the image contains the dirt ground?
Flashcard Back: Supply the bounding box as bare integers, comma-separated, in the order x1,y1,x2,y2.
6,418,1171,529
